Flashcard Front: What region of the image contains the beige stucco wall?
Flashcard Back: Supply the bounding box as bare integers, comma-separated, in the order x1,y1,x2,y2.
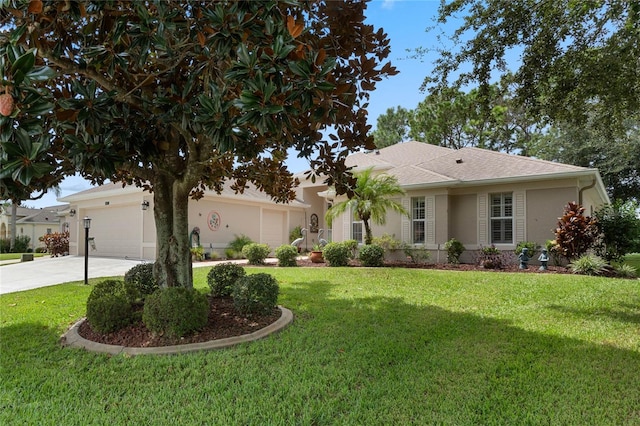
449,193,477,246
526,187,576,246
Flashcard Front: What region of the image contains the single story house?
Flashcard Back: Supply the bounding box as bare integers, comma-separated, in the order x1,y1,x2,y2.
0,204,68,251
299,141,609,263
58,141,609,263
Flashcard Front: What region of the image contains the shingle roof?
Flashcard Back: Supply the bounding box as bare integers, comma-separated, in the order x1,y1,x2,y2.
61,181,308,207
347,141,595,187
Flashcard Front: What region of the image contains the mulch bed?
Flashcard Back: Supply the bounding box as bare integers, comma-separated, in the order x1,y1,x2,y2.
78,296,281,348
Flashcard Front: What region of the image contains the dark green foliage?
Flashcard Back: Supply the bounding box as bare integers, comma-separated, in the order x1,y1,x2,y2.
594,200,640,263
359,244,385,267
232,273,279,315
2,235,31,253
444,238,465,264
207,263,246,297
124,263,158,300
88,279,134,304
476,245,514,269
275,244,298,267
229,234,254,253
242,243,270,265
322,242,351,267
516,241,538,257
555,202,598,260
142,287,209,338
86,279,134,334
86,293,134,334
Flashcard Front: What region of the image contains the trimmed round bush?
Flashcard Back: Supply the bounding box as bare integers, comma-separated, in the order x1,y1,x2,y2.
207,263,246,297
322,242,351,267
86,293,134,334
359,244,385,267
232,273,279,315
444,238,465,264
275,244,298,267
88,279,133,304
124,263,158,300
86,280,134,333
242,243,271,265
142,287,209,338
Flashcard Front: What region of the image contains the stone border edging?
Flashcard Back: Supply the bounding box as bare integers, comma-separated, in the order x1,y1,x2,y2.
60,306,294,356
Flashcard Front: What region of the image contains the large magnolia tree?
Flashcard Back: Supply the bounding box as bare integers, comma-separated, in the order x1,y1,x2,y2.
0,0,397,287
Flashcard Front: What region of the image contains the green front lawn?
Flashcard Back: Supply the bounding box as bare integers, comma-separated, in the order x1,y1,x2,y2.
2,268,639,425
624,253,640,274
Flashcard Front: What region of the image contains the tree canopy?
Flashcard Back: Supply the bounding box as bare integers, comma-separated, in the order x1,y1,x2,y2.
1,0,397,287
423,0,639,136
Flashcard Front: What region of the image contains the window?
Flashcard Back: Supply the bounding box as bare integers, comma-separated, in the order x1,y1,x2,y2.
352,221,363,243
412,197,425,244
490,193,513,244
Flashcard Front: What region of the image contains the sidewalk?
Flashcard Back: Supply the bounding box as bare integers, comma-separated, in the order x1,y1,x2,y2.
0,255,278,295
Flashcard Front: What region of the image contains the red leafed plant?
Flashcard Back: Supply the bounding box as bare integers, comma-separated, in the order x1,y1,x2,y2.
39,231,70,257
554,202,598,261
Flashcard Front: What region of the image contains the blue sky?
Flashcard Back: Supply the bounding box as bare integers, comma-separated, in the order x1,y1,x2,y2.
28,0,446,208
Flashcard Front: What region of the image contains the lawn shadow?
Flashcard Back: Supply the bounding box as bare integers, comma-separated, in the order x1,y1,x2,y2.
547,302,640,325
273,278,640,424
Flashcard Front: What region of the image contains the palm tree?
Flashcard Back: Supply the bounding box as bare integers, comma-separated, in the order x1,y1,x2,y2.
325,168,408,245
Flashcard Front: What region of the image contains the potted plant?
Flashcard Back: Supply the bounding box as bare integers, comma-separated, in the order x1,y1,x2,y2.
309,244,324,263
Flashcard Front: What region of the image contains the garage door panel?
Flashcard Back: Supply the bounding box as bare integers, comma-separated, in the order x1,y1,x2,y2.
86,206,140,259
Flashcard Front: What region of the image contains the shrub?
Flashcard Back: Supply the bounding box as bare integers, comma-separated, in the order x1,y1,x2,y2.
614,263,638,279
242,243,271,265
86,293,134,334
372,234,402,252
143,287,209,338
444,238,465,264
86,279,134,333
190,246,205,261
224,248,241,259
207,263,246,297
594,200,640,263
476,245,515,269
275,244,298,267
289,226,303,244
402,244,431,264
342,240,359,258
39,231,69,256
232,273,279,315
124,263,158,300
545,239,562,266
359,244,385,267
569,254,608,276
323,242,351,266
516,241,538,257
555,202,598,260
229,234,254,253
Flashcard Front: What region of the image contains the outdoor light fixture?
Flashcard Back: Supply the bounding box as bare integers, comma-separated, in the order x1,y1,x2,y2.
141,200,150,210
83,217,91,285
69,209,76,217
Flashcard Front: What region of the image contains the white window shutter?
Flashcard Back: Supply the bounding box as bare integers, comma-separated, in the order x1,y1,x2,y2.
401,197,410,243
478,193,488,246
514,191,526,243
425,195,435,245
343,205,351,240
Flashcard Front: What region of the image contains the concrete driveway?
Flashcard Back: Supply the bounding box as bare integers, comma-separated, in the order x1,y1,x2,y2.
0,255,278,295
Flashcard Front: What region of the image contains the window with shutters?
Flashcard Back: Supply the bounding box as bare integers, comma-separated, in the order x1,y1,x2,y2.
412,197,425,244
490,193,513,244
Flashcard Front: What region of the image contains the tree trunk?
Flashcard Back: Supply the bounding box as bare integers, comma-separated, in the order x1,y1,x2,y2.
10,203,17,252
363,219,373,245
152,176,193,289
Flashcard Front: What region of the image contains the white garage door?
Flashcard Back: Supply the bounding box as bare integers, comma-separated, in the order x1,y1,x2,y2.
85,206,141,259
262,210,285,253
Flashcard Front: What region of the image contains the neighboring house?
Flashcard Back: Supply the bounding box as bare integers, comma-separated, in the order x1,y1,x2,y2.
0,204,68,251
57,141,609,263
296,141,609,263
59,182,309,260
